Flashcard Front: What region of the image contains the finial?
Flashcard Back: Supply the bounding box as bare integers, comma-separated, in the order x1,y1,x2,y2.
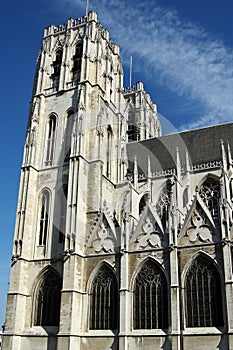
86,0,89,17
129,56,133,88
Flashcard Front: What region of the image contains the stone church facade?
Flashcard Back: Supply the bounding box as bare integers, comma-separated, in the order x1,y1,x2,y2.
2,10,233,350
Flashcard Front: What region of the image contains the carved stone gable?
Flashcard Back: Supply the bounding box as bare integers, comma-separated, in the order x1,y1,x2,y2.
85,212,118,254
129,203,165,250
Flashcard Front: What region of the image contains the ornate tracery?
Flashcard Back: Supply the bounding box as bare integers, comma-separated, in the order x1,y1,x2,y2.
90,264,118,330
156,189,171,226
185,255,223,327
45,114,56,165
134,259,168,329
199,178,220,223
34,270,61,326
38,190,50,246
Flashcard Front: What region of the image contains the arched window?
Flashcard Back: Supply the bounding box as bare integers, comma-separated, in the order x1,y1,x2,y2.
38,190,50,246
106,126,113,178
134,259,168,329
183,187,189,208
59,185,68,243
156,183,172,227
45,115,56,165
90,264,118,330
34,270,61,326
52,49,62,88
139,194,148,215
185,255,223,327
72,43,83,81
64,110,75,163
199,178,220,223
127,109,139,142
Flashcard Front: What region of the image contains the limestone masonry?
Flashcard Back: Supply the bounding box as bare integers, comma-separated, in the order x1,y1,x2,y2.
2,10,233,350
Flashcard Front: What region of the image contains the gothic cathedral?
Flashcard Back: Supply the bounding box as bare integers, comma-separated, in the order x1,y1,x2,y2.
2,11,233,350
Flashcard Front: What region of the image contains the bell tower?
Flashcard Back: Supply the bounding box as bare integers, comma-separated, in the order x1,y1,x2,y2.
2,11,161,350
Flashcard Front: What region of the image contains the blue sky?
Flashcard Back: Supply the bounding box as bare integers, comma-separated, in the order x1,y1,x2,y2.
0,0,233,326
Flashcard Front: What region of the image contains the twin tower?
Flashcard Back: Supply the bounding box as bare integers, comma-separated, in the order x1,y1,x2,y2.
3,10,233,350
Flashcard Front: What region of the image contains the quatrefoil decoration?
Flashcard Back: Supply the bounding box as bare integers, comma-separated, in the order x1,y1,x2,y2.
92,225,114,253
187,211,212,243
138,218,161,248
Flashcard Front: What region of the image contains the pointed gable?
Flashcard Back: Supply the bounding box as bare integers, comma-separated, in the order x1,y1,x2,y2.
129,202,166,250
85,211,118,254
178,193,219,246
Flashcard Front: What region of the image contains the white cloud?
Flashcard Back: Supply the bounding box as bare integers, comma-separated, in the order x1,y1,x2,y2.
65,0,233,130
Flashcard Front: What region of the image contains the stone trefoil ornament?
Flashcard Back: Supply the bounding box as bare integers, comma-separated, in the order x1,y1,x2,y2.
187,210,212,243
138,218,161,248
92,224,114,253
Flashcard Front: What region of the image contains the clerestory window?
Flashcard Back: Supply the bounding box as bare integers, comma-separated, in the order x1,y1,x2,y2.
199,178,220,223
139,194,148,215
134,259,168,329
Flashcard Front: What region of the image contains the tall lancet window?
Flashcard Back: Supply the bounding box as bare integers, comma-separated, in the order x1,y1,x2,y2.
45,114,56,165
38,190,50,246
59,185,68,243
90,264,118,330
139,194,148,215
134,259,168,329
127,109,139,142
52,49,62,88
34,270,61,326
199,178,220,223
106,126,113,178
64,109,75,163
185,255,223,327
72,42,83,81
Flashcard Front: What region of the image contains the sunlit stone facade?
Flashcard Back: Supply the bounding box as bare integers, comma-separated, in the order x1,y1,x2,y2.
2,11,233,350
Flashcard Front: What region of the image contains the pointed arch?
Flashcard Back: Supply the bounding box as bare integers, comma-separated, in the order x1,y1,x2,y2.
127,107,139,142
63,109,75,163
139,193,149,215
198,176,220,223
156,180,172,227
185,253,223,327
33,268,62,326
38,188,51,246
52,48,63,88
89,262,118,330
45,114,57,165
72,42,83,81
58,184,68,243
106,125,113,178
133,258,168,329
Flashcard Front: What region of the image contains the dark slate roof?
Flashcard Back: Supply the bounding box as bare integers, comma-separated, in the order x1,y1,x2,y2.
126,122,233,174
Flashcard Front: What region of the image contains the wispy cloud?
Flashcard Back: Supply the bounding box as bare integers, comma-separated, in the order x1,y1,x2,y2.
66,0,233,130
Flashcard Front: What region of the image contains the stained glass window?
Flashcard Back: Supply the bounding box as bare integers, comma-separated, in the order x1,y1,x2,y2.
186,255,223,327
34,270,61,326
134,259,168,329
90,264,118,330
